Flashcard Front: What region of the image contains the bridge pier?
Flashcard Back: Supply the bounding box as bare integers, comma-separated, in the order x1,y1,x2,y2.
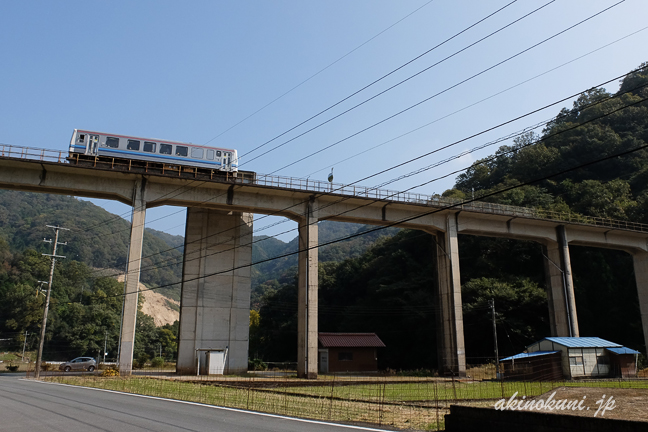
296,198,319,379
542,239,575,337
434,214,466,376
119,178,147,375
176,207,253,375
632,252,648,354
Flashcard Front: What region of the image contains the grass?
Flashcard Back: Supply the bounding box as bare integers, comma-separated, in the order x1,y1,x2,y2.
45,376,445,431
40,374,648,431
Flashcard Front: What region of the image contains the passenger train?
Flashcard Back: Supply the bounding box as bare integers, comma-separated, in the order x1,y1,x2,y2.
69,129,239,172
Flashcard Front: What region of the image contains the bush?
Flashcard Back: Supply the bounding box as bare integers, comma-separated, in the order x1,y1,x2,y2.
41,363,51,371
6,365,19,372
150,357,165,368
248,358,268,371
133,353,150,369
100,367,120,377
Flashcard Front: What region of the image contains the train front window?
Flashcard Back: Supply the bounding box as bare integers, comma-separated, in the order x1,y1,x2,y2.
191,148,204,159
127,140,140,151
176,146,188,157
216,151,222,157
159,144,172,155
143,142,156,153
78,134,85,143
104,137,119,148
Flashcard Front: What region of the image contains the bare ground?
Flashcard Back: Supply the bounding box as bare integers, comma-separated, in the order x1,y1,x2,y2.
116,275,179,326
522,386,648,421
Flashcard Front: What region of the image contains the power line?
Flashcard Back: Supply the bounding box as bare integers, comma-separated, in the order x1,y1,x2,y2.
78,65,648,286
263,0,625,175
67,1,616,241
113,66,648,277
102,89,648,297
204,0,438,146
240,0,552,164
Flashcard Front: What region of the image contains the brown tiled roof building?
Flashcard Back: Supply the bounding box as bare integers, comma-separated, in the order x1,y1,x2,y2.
318,333,385,373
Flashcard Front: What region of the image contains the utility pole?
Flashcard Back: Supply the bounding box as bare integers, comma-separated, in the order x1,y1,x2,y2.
490,299,500,380
35,225,68,378
21,331,28,361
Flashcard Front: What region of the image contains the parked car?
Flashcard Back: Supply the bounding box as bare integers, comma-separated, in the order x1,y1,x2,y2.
59,357,96,372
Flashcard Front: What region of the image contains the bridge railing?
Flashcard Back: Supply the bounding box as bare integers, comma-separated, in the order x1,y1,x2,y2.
2,144,648,233
252,173,648,233
0,144,67,163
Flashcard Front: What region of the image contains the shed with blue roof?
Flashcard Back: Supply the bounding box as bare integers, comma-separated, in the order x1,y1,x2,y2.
503,337,640,379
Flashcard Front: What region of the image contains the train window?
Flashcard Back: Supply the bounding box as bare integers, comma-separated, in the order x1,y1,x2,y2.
127,140,140,151
104,137,120,148
143,141,156,153
78,134,85,143
216,150,222,157
176,146,188,157
159,144,172,155
206,149,214,160
191,148,204,159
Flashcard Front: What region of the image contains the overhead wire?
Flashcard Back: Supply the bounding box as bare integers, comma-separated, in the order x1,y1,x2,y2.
263,0,626,175
83,13,645,275
95,79,648,296
71,0,524,236
203,0,438,146
240,0,554,165
115,65,648,278
80,65,648,287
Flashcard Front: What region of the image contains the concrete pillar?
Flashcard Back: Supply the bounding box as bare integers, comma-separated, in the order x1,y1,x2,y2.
434,214,466,376
119,178,147,375
297,197,318,379
176,208,253,375
542,242,571,337
632,252,648,354
557,225,579,337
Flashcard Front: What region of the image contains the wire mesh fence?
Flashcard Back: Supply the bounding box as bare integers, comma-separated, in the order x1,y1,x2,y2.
24,361,648,431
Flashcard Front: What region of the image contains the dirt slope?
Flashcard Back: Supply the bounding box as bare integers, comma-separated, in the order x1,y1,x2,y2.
116,275,180,326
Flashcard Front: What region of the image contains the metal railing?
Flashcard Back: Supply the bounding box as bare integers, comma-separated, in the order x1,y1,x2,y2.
2,144,648,233
0,144,66,163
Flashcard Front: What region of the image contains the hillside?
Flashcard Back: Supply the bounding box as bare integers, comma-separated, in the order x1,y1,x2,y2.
254,63,648,368
0,190,183,292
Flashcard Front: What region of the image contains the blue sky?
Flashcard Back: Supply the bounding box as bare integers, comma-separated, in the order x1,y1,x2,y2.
2,0,648,241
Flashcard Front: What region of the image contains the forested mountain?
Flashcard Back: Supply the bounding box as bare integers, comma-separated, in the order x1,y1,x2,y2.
0,190,183,291
253,63,648,369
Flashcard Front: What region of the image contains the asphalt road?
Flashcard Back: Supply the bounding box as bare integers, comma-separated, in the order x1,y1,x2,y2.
0,375,391,432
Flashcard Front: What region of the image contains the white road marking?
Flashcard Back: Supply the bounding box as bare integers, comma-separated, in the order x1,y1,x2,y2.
22,379,394,431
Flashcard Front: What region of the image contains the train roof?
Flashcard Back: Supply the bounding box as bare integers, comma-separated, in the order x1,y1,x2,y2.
74,129,236,152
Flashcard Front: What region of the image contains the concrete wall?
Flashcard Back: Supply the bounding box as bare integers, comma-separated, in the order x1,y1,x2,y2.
176,208,253,375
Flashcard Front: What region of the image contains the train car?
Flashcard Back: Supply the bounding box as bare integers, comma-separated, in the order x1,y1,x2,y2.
69,129,238,172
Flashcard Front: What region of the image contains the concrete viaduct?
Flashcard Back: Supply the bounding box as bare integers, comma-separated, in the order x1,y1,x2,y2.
1,153,647,378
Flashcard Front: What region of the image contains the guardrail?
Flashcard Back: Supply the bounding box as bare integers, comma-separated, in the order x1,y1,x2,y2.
2,144,648,233
0,144,66,163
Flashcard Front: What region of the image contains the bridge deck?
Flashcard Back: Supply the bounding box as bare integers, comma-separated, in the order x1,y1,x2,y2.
2,143,647,233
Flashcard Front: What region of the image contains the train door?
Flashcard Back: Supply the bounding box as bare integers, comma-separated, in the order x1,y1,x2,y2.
221,152,232,171
86,135,99,155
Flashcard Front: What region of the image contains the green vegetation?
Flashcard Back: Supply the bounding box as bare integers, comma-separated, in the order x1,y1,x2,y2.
0,237,179,361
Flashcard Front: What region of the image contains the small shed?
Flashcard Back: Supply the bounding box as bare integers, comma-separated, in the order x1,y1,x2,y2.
500,351,563,381
517,337,642,379
318,333,385,373
606,347,640,378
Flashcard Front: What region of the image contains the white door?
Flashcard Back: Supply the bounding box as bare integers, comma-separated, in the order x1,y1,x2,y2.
319,350,328,374
207,351,225,375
